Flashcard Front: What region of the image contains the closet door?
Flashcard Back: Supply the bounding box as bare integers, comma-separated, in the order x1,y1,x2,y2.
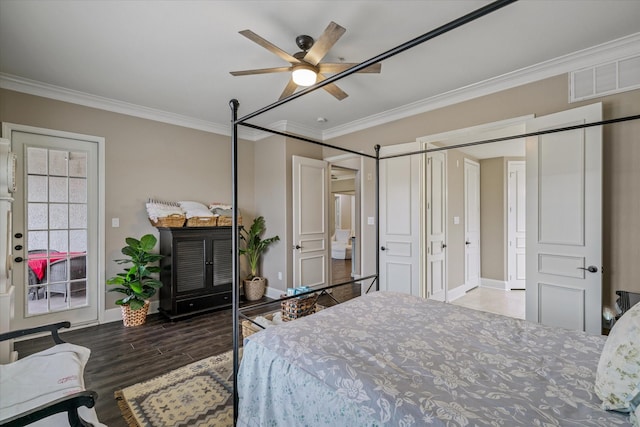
292,156,329,288
379,143,422,297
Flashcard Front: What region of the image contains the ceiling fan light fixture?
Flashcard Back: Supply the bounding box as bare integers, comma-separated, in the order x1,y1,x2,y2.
292,63,317,87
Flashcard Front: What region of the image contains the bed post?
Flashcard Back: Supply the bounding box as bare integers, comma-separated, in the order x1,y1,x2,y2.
375,144,380,292
229,98,240,425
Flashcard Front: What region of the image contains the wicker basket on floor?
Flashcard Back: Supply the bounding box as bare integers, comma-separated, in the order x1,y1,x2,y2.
281,293,319,321
121,301,150,327
148,214,186,228
186,216,217,227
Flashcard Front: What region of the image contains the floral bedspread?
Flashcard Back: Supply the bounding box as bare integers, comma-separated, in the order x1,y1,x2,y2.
237,291,631,426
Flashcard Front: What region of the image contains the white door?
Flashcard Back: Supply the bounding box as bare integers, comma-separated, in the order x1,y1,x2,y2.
464,159,481,289
426,151,447,301
525,103,602,334
292,156,329,288
507,161,526,290
6,124,101,330
379,143,421,296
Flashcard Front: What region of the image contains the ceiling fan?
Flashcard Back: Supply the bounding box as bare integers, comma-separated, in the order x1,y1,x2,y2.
230,21,381,101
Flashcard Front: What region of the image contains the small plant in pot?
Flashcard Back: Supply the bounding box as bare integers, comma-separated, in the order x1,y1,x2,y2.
107,234,163,327
240,216,280,301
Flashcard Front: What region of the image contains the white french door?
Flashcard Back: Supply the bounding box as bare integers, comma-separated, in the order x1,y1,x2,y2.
525,103,602,335
5,123,101,330
292,156,329,288
507,161,526,290
464,159,481,289
426,151,447,301
379,143,422,297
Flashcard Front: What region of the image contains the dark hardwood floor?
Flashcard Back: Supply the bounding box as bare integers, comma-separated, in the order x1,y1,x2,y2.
14,258,356,426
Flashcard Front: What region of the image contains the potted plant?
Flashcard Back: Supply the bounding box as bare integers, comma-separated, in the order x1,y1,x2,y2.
107,234,164,326
240,216,280,301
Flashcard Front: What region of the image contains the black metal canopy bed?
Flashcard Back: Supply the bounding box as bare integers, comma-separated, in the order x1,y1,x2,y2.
229,0,640,426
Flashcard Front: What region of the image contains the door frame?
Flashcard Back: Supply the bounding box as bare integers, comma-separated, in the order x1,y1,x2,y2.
2,122,106,328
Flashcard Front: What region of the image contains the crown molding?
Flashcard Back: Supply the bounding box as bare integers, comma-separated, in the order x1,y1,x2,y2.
322,32,640,141
0,73,258,138
2,32,638,142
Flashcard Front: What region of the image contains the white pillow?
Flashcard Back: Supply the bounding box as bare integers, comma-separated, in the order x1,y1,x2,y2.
595,302,640,412
178,201,214,218
0,343,105,426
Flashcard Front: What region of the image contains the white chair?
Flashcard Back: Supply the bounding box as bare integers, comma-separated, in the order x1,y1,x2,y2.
331,229,352,259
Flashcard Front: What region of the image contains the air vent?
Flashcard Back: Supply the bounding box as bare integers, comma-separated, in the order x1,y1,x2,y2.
570,54,640,102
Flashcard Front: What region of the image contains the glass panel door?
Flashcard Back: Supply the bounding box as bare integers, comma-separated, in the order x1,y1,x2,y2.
7,125,100,330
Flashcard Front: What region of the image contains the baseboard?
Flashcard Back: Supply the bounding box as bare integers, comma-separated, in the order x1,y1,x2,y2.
480,278,509,291
447,285,467,302
264,286,283,300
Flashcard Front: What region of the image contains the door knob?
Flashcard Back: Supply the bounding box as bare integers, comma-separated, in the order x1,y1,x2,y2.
380,246,386,251
441,243,447,249
294,244,301,250
465,241,471,245
14,257,23,263
577,265,598,273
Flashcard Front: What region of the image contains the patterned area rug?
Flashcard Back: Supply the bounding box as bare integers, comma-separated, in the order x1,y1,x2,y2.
115,351,235,427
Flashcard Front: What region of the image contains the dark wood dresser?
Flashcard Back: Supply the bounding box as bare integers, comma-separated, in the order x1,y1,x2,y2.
158,227,233,320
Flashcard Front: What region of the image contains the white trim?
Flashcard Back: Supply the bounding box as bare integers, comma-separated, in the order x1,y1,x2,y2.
264,286,282,301
323,32,640,140
2,33,639,142
446,284,467,302
416,115,534,144
0,286,15,362
480,277,509,291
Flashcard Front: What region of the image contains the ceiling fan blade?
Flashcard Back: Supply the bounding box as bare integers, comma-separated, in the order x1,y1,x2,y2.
303,21,346,66
316,74,348,100
279,78,298,100
230,66,292,76
239,29,300,64
318,62,382,74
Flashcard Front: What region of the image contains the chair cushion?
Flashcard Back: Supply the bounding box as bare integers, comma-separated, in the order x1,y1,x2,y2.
0,343,103,426
595,302,640,412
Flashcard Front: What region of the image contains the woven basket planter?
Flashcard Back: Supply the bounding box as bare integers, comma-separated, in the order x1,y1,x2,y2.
121,300,150,327
244,277,266,301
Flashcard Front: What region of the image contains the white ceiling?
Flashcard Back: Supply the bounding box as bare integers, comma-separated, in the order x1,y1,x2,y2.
1,0,639,144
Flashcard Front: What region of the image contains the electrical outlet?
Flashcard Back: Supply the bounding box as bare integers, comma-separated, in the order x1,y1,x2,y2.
112,218,120,228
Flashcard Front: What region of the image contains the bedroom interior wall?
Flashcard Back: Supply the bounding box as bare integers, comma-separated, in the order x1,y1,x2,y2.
445,149,469,294
327,75,640,307
253,135,287,293
0,88,256,311
480,157,505,282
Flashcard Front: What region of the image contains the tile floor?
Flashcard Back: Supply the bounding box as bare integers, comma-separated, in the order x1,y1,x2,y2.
450,287,525,319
